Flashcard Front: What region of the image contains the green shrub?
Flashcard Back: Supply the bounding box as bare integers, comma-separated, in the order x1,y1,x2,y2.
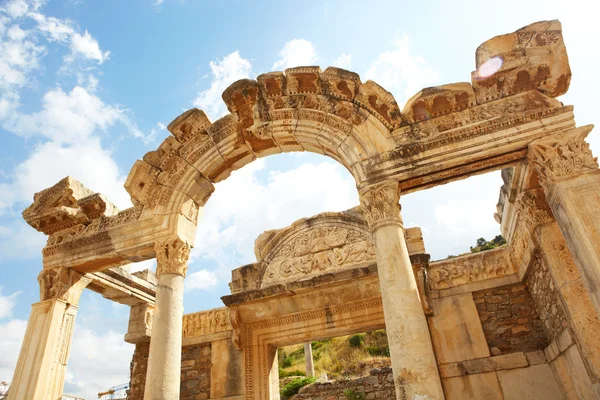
365,346,382,356
281,377,316,398
279,369,305,378
348,334,364,347
281,357,292,368
344,389,366,400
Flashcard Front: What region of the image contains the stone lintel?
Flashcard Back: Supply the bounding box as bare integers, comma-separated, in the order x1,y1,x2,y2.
439,351,547,378
88,267,156,306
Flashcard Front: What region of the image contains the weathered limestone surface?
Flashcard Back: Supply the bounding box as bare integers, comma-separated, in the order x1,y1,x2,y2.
528,127,600,314
428,293,490,364
497,364,562,400
12,18,600,400
144,237,190,400
7,268,90,400
359,181,444,400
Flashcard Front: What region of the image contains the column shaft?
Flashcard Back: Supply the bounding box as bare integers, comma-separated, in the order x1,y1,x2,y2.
8,300,78,400
304,342,315,378
360,181,444,400
144,274,184,399
144,237,190,400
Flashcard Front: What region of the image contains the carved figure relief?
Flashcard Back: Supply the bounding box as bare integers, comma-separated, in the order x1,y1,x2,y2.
261,226,375,287
182,308,233,338
428,249,512,290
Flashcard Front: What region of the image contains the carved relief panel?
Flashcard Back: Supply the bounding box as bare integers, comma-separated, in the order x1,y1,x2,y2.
260,225,376,288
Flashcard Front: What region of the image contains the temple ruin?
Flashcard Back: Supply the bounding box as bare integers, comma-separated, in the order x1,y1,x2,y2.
8,19,600,400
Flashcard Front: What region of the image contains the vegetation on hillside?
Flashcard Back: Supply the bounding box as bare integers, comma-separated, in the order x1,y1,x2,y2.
278,330,390,382
447,235,507,258
470,235,506,253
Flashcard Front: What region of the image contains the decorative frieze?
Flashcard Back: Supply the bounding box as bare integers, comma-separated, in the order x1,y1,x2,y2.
182,308,233,338
358,181,402,230
528,126,598,187
154,237,191,277
428,247,513,291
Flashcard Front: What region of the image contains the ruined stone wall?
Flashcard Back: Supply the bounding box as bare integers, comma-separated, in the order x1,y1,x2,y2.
127,342,149,400
180,344,211,400
291,368,395,400
473,283,548,355
525,254,569,342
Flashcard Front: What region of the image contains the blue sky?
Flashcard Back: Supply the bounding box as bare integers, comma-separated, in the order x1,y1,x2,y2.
0,0,599,397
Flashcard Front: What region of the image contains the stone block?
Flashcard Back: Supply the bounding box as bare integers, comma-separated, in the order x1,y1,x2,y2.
443,372,503,400
429,293,490,364
497,364,562,400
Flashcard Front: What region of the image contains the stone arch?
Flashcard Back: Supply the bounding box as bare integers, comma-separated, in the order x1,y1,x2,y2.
123,66,403,221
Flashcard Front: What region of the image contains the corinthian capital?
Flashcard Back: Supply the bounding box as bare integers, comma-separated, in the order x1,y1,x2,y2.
155,237,191,277
359,180,402,230
38,267,91,305
528,126,598,187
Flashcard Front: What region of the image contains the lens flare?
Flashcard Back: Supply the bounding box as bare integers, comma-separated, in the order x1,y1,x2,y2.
477,57,503,79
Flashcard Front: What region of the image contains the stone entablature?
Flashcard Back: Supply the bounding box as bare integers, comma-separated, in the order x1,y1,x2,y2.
428,247,514,291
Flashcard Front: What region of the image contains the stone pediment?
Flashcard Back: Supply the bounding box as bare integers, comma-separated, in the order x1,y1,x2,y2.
255,208,376,288
23,176,119,235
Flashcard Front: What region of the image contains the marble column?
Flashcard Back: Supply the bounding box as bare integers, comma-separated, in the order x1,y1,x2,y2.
359,181,444,400
8,267,90,400
304,343,315,378
144,237,190,400
528,126,600,314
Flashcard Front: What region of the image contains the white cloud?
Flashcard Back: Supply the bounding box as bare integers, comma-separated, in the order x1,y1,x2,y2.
63,327,133,400
364,35,440,108
0,288,22,320
0,318,27,383
185,269,218,292
67,30,110,64
4,86,123,143
272,39,318,70
0,221,45,260
191,157,358,280
193,51,252,120
333,53,352,69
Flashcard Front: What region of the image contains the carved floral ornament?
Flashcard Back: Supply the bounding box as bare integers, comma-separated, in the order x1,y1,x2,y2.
154,237,191,277
38,267,91,304
358,180,402,229
528,126,598,185
515,190,553,232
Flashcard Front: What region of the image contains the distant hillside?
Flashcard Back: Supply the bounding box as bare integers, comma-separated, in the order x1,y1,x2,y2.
278,330,391,380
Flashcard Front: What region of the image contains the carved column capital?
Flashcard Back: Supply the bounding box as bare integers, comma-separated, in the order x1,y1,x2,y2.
37,267,91,305
154,237,191,278
528,126,598,188
358,180,402,230
515,189,554,233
